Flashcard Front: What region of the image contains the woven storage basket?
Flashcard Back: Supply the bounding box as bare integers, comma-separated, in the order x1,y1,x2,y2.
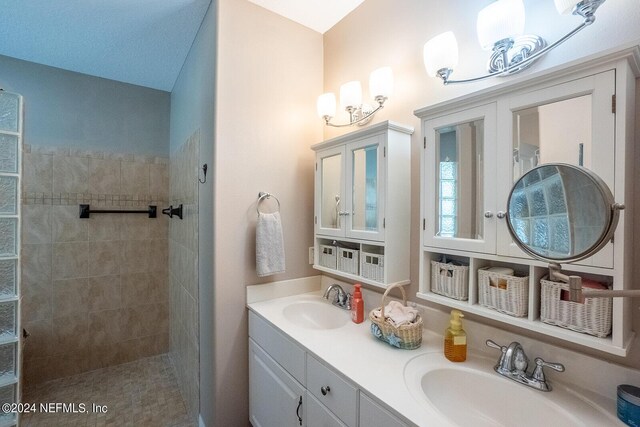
319,244,337,269
369,282,423,350
337,247,359,275
478,268,529,317
540,277,612,338
430,261,469,301
361,251,384,282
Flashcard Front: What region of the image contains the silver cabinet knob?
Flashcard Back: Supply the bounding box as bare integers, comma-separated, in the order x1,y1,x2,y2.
484,211,494,218
497,211,506,219
321,386,331,396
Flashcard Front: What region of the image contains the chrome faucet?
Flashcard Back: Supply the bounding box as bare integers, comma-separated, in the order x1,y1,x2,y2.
486,340,565,392
322,284,352,310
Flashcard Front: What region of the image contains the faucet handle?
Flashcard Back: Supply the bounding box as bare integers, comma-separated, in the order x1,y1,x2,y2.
486,339,506,352
532,357,565,383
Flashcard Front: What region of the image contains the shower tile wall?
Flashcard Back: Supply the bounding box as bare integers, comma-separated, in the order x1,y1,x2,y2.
169,130,199,423
21,145,170,387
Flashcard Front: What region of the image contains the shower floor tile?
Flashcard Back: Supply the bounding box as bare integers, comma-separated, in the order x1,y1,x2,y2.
21,354,193,427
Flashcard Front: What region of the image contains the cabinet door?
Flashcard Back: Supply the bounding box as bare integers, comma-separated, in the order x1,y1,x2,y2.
316,146,346,238
306,392,347,427
346,135,385,242
359,393,408,427
249,340,305,427
423,103,497,253
497,70,615,267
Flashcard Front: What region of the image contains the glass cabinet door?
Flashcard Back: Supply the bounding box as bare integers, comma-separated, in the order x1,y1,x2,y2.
347,135,384,241
423,104,497,253
316,146,345,238
496,70,615,266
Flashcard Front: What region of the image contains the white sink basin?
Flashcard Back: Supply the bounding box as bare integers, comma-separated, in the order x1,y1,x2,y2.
404,353,618,427
282,296,350,330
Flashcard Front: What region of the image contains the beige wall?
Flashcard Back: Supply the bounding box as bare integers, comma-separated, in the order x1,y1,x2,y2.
21,144,169,387
324,0,640,367
215,0,323,424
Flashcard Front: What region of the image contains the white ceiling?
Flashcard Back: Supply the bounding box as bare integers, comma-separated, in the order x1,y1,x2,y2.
248,0,365,34
0,0,211,91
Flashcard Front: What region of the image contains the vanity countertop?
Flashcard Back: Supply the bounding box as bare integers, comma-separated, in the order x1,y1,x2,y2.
247,290,622,427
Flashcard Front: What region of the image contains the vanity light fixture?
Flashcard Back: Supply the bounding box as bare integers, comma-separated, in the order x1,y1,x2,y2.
317,67,393,127
424,0,608,85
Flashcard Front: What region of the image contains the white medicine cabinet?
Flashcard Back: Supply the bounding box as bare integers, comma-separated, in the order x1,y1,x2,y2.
415,47,639,356
312,121,412,288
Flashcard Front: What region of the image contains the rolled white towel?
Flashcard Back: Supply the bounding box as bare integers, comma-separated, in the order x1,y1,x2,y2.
372,300,418,327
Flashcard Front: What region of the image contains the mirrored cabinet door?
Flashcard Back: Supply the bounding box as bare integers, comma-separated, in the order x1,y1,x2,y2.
347,135,385,241
423,103,497,253
316,146,346,238
496,70,615,266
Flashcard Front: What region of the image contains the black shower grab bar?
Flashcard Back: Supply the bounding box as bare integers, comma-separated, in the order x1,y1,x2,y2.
79,204,157,219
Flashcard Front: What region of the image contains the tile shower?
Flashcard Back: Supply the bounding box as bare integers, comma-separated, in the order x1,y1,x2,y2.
17,136,201,424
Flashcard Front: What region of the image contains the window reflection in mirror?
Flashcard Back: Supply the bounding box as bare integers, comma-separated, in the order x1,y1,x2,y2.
352,145,378,232
435,119,484,240
513,95,592,181
321,153,342,229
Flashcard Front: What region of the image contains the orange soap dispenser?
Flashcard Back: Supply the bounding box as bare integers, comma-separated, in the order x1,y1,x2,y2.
444,309,467,362
351,284,364,324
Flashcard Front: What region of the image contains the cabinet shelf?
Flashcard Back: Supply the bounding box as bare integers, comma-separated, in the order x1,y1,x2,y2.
313,264,409,289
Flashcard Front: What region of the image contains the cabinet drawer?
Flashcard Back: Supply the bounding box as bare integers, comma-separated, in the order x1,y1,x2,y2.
306,354,357,427
359,392,408,427
306,392,348,427
249,311,306,385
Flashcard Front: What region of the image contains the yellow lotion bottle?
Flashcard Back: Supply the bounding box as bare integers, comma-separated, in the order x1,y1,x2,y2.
444,310,467,362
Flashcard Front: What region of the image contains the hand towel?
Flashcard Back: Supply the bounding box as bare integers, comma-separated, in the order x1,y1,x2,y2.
256,211,286,277
372,300,418,327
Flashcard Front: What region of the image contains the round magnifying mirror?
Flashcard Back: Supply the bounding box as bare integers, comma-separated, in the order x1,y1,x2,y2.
506,163,621,263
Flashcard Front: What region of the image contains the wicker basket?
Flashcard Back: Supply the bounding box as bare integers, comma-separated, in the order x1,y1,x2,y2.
361,251,384,282
337,247,359,275
478,268,529,317
430,261,469,301
540,277,612,337
319,244,337,269
369,283,423,350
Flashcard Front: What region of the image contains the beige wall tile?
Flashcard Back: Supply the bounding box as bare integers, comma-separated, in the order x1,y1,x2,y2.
119,307,146,340
23,318,53,360
121,161,149,196
149,163,169,201
88,241,121,276
52,205,88,242
46,353,91,382
52,155,89,194
53,242,89,279
120,273,149,307
148,215,168,240
52,278,89,317
89,309,122,347
120,215,149,240
89,158,121,195
87,275,120,312
120,241,149,274
148,271,169,303
51,313,90,357
22,205,52,244
22,290,52,323
21,244,52,289
148,241,168,273
23,152,53,195
88,215,121,241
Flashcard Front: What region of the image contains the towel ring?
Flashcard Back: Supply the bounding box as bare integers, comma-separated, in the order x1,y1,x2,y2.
257,192,281,215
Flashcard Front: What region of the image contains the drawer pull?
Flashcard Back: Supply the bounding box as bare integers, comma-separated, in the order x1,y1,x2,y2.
296,396,302,425
321,386,331,396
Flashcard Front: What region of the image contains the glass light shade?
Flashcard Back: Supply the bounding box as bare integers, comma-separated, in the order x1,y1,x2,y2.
554,0,580,14
340,81,363,109
317,93,336,118
423,31,459,77
477,0,526,50
369,67,393,99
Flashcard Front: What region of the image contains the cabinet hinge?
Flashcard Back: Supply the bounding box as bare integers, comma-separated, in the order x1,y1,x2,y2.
383,218,386,228
424,137,426,149
315,162,317,171
612,94,616,114
383,146,386,157
314,216,317,225
423,218,426,230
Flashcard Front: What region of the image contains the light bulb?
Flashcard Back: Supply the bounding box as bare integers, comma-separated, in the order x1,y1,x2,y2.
317,93,336,118
423,31,459,77
554,0,580,14
369,67,393,100
340,81,362,110
477,0,525,50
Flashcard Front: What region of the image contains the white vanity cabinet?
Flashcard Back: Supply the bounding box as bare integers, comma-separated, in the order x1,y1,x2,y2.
312,121,413,288
248,311,410,427
415,47,639,356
